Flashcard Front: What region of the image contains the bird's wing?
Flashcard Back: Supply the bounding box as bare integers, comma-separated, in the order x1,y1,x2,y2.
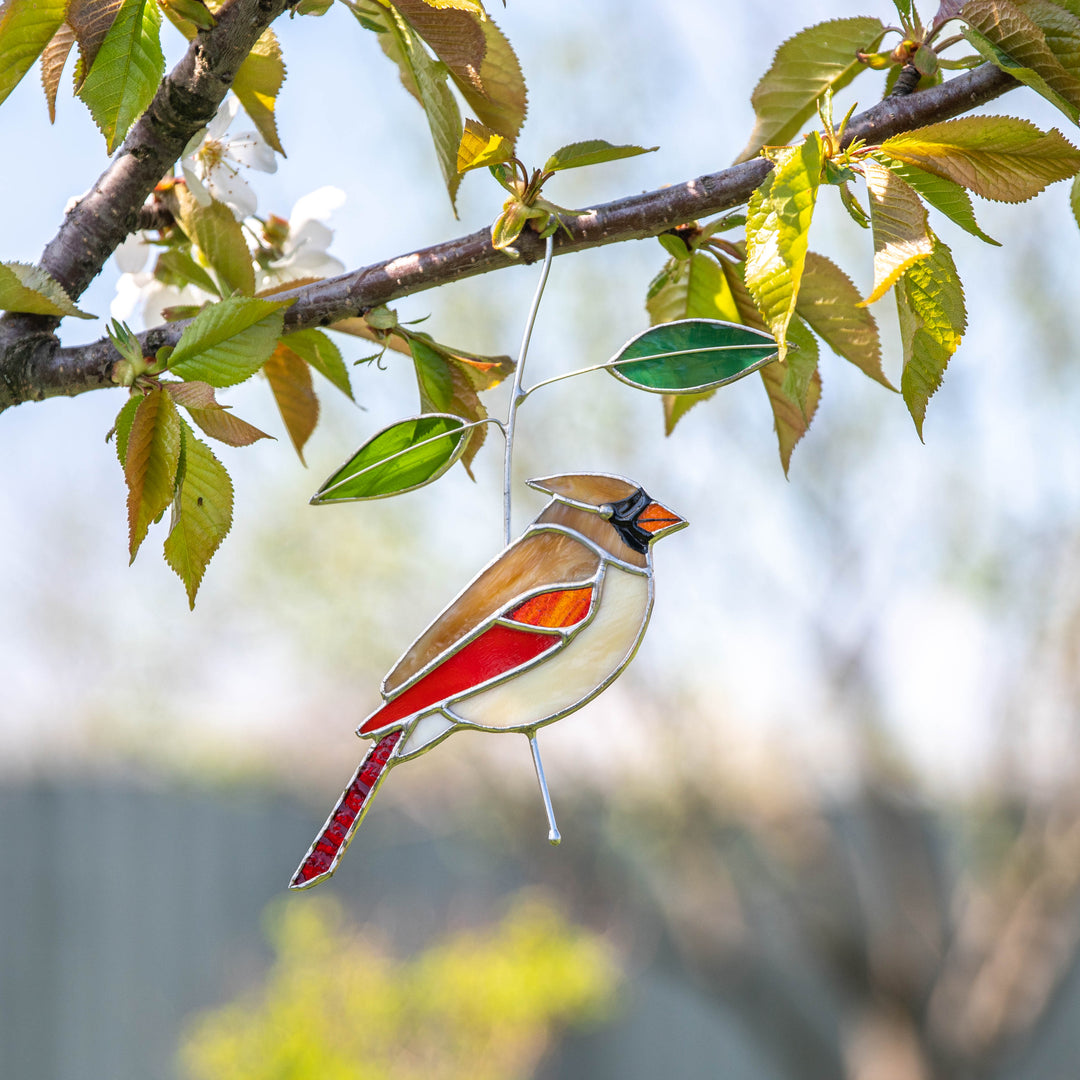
380,528,602,697
358,569,600,736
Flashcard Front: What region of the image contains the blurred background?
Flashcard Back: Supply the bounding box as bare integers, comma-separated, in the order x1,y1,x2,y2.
4,0,1080,1076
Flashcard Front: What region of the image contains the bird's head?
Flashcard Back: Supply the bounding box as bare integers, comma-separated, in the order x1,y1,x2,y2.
527,473,688,555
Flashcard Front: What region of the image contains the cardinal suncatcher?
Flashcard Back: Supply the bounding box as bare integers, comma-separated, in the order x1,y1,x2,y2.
290,473,687,889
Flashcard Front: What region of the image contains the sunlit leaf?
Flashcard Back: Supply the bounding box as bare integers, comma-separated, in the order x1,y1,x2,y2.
735,16,885,163
0,0,65,108
312,413,472,502
781,316,821,418
112,392,140,464
457,117,515,173
168,297,290,387
760,346,821,475
154,247,221,297
961,0,1080,121
40,21,75,121
164,419,234,608
543,140,658,173
174,185,256,297
880,115,1080,203
157,0,214,32
744,133,823,355
164,380,273,446
264,343,319,464
796,251,891,387
124,385,181,561
869,150,1000,244
67,0,123,86
233,27,285,155
281,328,353,400
897,234,967,438
410,335,454,410
0,261,94,318
77,0,163,153
861,157,932,305
608,318,779,394
1072,173,1080,229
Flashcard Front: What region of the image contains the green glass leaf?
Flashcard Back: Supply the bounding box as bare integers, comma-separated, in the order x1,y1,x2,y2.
0,261,94,318
543,140,658,173
608,319,779,395
0,0,66,108
168,296,290,387
312,414,474,502
77,0,164,153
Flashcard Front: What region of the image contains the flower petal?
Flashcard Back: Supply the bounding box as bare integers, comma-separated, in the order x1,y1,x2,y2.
207,96,240,140
181,161,214,207
288,185,347,230
115,233,150,273
207,165,257,219
226,132,277,174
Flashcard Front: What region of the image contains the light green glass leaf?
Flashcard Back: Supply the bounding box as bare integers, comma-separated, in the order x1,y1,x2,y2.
77,0,164,153
735,16,885,163
880,115,1080,203
961,0,1080,121
543,140,658,173
164,418,234,608
897,234,967,439
608,318,779,394
281,328,353,400
0,0,65,107
745,133,823,354
0,261,94,318
168,297,290,387
862,157,932,305
869,150,1000,244
312,413,472,502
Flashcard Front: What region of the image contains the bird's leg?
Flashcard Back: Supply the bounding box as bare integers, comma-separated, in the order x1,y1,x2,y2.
528,733,562,845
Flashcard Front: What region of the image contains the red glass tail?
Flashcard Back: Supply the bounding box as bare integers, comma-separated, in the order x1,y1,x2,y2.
288,731,402,890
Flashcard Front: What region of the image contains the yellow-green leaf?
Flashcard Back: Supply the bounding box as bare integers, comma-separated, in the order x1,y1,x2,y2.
961,0,1080,121
40,21,75,121
735,16,885,163
157,0,214,31
164,419,234,608
164,380,273,446
760,349,821,475
781,316,821,419
457,117,514,173
264,343,319,464
77,0,164,153
0,261,94,318
880,115,1080,204
168,297,290,386
861,157,932,306
543,140,658,173
112,392,140,464
233,27,285,156
174,185,256,297
281,328,353,400
124,385,182,561
1071,172,1080,228
744,132,823,355
0,0,66,108
897,235,967,439
796,251,890,387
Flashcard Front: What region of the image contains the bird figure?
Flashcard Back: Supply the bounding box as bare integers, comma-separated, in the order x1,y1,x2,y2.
290,472,687,890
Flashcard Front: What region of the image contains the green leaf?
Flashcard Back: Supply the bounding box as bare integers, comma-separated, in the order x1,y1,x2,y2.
457,117,515,173
67,0,124,86
795,252,891,387
869,151,1000,244
744,133,823,355
0,0,65,108
163,380,273,446
112,393,140,464
174,185,255,297
168,297,289,387
609,318,779,394
0,261,94,318
879,115,1080,203
312,414,472,502
157,0,215,31
1072,172,1080,228
410,336,454,411
232,28,285,155
862,157,932,305
780,317,821,418
1019,0,1080,72
392,0,526,141
264,344,319,464
77,0,164,154
164,419,234,608
961,0,1080,121
760,348,821,475
281,328,353,400
154,248,221,297
735,16,885,163
543,140,658,173
124,385,181,561
897,234,967,439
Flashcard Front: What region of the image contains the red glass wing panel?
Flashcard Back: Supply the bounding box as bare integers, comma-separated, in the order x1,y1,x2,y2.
359,623,561,734
509,585,594,629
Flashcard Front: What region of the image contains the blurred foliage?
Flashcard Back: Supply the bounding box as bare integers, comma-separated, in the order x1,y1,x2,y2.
178,891,617,1080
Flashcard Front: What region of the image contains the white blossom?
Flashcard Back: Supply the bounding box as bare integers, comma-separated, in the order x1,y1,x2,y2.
259,186,346,289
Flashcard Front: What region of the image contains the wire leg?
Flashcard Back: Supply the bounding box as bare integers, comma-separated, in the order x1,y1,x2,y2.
529,733,562,845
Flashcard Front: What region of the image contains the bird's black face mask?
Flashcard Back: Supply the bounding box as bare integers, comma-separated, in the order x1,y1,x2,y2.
607,487,653,554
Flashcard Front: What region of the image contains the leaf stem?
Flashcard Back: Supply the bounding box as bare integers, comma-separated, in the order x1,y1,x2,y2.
503,234,554,545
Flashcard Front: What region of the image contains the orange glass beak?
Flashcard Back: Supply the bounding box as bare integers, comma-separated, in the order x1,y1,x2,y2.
634,501,688,540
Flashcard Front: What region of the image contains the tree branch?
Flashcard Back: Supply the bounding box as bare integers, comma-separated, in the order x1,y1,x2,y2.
0,62,1017,413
